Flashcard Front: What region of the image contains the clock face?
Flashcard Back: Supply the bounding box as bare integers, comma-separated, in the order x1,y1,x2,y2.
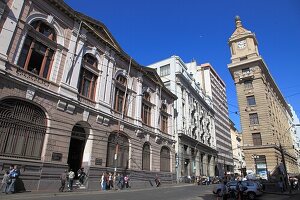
237,40,246,49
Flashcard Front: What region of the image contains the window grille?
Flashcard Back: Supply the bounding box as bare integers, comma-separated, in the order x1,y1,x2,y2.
0,99,46,159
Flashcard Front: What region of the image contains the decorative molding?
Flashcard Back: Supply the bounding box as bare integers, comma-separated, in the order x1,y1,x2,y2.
66,104,75,114
56,100,66,111
103,118,109,126
83,110,89,121
135,129,143,137
26,87,35,100
46,15,54,24
96,115,104,124
155,135,162,144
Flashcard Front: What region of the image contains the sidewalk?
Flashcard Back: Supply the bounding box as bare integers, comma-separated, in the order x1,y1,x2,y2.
263,189,300,197
0,182,196,199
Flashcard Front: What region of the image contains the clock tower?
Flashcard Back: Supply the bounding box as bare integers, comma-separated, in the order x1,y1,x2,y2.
228,16,259,64
227,16,299,177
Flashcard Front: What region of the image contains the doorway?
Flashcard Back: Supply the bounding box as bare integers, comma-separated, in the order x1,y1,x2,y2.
67,123,87,177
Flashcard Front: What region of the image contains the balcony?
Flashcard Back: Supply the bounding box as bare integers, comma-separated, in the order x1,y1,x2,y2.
238,70,254,81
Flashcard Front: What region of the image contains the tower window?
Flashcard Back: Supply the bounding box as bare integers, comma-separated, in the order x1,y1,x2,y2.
247,95,256,106
249,113,259,125
252,133,262,146
244,80,253,89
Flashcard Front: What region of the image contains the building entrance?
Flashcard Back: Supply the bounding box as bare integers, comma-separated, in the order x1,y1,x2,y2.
67,123,87,177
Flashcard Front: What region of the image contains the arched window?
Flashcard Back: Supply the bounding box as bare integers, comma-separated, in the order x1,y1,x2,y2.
114,74,127,113
17,20,56,79
142,142,150,170
0,99,46,159
141,92,151,125
78,53,98,100
160,146,170,172
106,133,129,168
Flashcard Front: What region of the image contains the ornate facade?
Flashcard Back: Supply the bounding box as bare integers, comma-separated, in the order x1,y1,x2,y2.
0,0,177,191
147,56,217,180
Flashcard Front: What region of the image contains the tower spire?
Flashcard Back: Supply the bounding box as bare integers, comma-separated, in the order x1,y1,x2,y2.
235,16,243,28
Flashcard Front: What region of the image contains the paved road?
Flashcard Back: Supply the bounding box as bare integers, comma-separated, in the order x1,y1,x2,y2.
1,184,299,200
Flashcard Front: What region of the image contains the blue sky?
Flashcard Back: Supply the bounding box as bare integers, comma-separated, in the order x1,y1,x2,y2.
65,0,300,130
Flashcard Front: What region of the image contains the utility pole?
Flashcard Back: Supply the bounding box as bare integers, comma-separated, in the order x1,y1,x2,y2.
279,144,289,191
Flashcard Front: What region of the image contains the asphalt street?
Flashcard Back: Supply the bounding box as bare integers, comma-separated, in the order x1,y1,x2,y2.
1,184,299,200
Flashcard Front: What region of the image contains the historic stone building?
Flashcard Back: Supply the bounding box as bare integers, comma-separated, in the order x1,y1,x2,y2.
227,16,299,177
147,56,217,180
229,120,246,176
0,0,177,191
190,62,233,176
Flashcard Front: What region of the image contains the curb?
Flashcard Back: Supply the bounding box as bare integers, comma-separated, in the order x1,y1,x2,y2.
263,191,300,196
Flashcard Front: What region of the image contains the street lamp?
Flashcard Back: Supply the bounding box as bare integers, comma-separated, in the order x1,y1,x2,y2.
279,124,300,192
251,154,259,175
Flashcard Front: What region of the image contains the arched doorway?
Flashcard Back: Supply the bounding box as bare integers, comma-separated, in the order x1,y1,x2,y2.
160,146,170,172
67,123,88,176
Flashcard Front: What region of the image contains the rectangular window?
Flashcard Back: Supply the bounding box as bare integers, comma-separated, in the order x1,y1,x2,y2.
244,80,253,89
247,95,256,106
79,68,97,100
142,103,151,125
160,64,170,76
249,113,259,125
114,88,125,112
252,133,262,145
161,114,168,133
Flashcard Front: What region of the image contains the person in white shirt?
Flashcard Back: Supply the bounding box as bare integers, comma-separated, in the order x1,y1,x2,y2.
68,169,75,191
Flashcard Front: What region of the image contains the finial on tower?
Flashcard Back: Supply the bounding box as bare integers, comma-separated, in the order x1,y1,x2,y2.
235,15,243,28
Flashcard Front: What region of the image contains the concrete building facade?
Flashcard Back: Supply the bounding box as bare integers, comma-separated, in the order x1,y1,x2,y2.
227,16,299,178
190,62,233,176
147,56,217,180
0,0,177,191
230,120,246,176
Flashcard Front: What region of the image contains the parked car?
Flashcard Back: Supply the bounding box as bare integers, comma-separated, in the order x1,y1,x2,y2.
213,180,263,200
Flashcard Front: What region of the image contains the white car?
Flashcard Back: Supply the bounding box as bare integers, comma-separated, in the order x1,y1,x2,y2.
213,180,263,200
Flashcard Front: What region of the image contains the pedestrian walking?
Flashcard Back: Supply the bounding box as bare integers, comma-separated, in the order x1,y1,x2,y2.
100,173,107,191
68,169,75,191
77,168,86,185
6,165,20,194
155,174,161,187
124,175,129,188
108,173,113,190
278,178,284,193
59,170,68,192
1,171,10,194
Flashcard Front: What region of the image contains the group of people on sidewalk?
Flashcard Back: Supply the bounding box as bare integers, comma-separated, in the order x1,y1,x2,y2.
59,168,87,192
101,173,130,191
1,165,23,194
2,166,164,193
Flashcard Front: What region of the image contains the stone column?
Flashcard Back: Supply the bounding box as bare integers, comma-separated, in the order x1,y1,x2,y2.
134,73,143,126
203,154,208,176
0,0,24,61
59,28,86,99
195,150,200,176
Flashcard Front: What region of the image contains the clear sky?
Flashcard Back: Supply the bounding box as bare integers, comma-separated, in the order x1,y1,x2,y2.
65,0,300,130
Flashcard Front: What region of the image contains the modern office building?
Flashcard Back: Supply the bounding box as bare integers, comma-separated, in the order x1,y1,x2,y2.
147,56,217,180
0,0,177,191
227,16,299,178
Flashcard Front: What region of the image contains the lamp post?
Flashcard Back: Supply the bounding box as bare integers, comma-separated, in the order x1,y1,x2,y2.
251,154,259,175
